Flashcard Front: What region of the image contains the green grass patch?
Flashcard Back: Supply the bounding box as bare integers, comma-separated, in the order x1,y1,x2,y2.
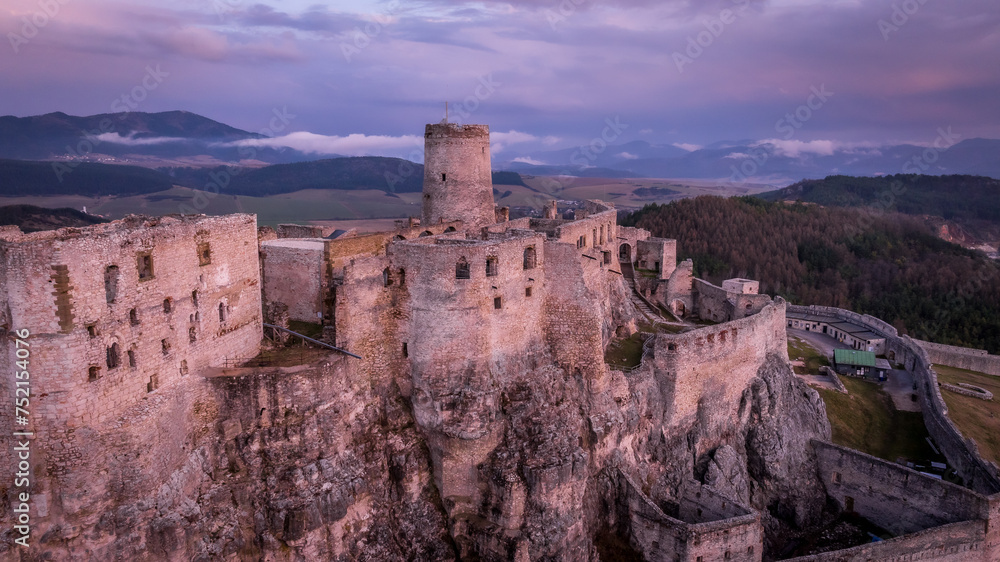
934,364,1000,466
817,375,943,465
605,332,646,370
788,337,830,375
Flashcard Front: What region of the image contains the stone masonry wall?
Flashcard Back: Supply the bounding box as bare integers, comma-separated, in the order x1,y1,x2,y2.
615,470,762,562
806,440,999,561
917,339,1000,377
0,214,262,430
652,299,787,431
422,123,494,230
260,240,324,323
636,238,676,280
813,441,987,535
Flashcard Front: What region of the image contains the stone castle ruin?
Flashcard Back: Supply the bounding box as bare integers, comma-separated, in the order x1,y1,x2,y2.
2,122,1000,560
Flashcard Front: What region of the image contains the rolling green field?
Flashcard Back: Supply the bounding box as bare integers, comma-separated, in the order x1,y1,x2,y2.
0,177,773,228
934,364,1000,466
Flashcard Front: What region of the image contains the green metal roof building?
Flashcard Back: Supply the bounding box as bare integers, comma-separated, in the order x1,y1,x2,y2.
833,349,879,378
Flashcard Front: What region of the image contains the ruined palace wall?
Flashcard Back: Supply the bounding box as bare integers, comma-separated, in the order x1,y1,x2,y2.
813,441,987,535
0,214,262,429
549,205,617,248
652,299,787,429
260,240,324,323
616,226,650,265
694,279,771,323
636,238,676,279
616,470,762,562
787,304,1000,494
916,339,1000,377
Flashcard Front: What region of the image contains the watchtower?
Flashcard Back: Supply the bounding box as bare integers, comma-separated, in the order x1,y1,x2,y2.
422,123,494,230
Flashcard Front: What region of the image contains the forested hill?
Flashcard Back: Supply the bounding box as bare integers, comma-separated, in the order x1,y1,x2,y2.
0,157,528,197
622,197,1000,353
0,204,108,232
760,174,1000,223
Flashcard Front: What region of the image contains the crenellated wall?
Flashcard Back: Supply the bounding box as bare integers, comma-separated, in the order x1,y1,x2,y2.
652,298,787,429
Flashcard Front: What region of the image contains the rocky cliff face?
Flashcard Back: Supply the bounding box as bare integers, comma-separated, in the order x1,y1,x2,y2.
4,301,831,561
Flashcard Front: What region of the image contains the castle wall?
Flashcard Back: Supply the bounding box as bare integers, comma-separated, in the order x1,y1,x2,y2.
787,304,1000,495
651,299,786,431
422,123,494,230
694,279,771,323
813,441,986,535
917,339,1000,377
636,238,676,279
786,521,987,562
260,239,325,323
616,470,762,562
615,226,650,265
804,440,998,561
549,206,618,257
0,214,262,429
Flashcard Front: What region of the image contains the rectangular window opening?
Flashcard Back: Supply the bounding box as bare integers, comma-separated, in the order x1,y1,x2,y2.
137,252,154,280
494,296,502,310
197,242,212,266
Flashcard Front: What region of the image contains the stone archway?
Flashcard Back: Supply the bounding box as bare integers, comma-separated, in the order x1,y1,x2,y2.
619,243,632,263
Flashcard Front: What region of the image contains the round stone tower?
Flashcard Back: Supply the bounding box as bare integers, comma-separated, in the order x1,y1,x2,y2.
422,123,495,230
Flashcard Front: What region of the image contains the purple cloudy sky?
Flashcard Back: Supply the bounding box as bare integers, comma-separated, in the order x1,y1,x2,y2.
2,0,999,157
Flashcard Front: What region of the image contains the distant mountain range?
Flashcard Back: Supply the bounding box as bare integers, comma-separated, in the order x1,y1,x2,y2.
501,138,1000,184
0,110,312,165
1,110,998,193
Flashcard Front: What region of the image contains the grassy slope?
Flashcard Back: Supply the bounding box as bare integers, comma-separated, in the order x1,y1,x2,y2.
788,337,830,375
817,376,942,464
934,364,1000,466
